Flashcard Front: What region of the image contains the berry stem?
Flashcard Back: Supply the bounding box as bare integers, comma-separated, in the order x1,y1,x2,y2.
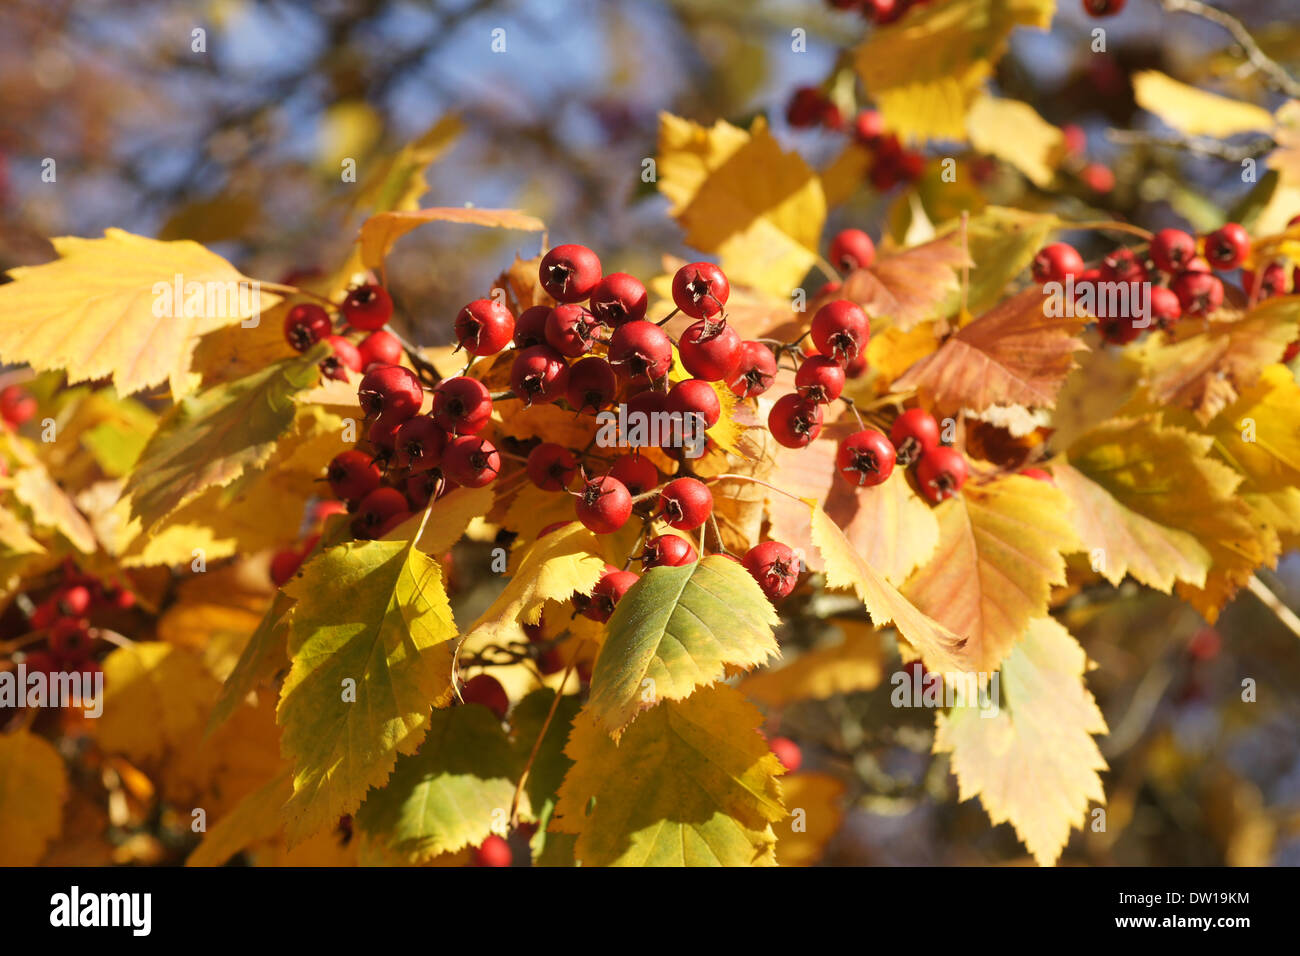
707,473,807,504
1160,0,1300,97
508,641,589,829
1065,220,1155,242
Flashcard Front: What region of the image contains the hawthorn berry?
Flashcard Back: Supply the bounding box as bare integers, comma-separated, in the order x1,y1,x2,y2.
327,450,382,502
915,446,969,504
1243,263,1288,301
1032,242,1084,285
526,442,578,491
786,86,831,128
1171,270,1224,318
341,283,393,331
836,430,896,487
545,304,601,357
671,262,730,319
829,228,876,272
565,356,617,413
640,533,698,569
442,436,501,488
1284,340,1300,363
510,345,570,406
50,618,92,661
513,305,551,349
358,330,404,368
1150,229,1196,274
625,388,668,448
366,415,402,453
22,650,59,676
679,319,742,382
1080,163,1115,194
727,341,778,398
0,385,36,428
795,355,846,404
1205,223,1250,270
461,674,509,720
1099,312,1144,345
270,548,304,587
55,585,92,618
283,303,332,352
319,335,363,381
769,736,802,773
768,394,824,449
1100,247,1148,284
1020,467,1054,483
854,109,885,144
608,320,673,383
575,475,633,534
455,299,515,356
582,568,640,622
658,477,713,531
395,416,447,472
405,471,446,509
1149,285,1182,329
608,454,659,496
475,835,512,868
810,300,870,364
1082,0,1125,15
742,541,800,602
665,378,721,429
358,364,424,423
431,377,492,435
351,487,409,539
589,272,648,327
539,243,602,303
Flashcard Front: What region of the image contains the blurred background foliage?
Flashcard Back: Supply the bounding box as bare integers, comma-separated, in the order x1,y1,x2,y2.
2,0,1299,866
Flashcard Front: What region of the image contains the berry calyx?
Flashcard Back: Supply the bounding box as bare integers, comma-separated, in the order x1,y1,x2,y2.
795,355,846,404
769,736,802,773
671,262,730,320
608,320,673,384
454,299,515,356
575,475,633,534
889,408,940,467
679,319,742,382
582,568,640,622
1032,242,1084,285
915,446,969,504
341,283,393,331
1100,247,1148,284
589,272,648,327
50,618,92,661
358,364,424,423
442,436,501,488
358,330,404,369
565,356,617,413
657,477,713,531
810,300,870,364
352,487,409,539
1171,270,1224,318
526,442,578,491
665,378,721,429
539,243,602,303
640,534,698,569
394,416,447,472
510,345,570,406
768,394,824,449
319,335,363,381
836,430,897,487
1204,223,1250,270
727,341,778,398
544,304,600,357
829,228,876,272
283,303,332,352
742,541,800,602
431,376,492,435
608,454,659,496
461,674,509,720
1150,228,1196,274
327,450,382,502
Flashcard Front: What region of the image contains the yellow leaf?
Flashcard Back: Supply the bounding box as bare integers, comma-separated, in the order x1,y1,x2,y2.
839,234,969,332
657,113,826,295
552,684,785,866
967,93,1063,187
775,772,846,867
381,483,495,555
902,475,1081,674
0,229,279,397
187,771,291,867
13,465,97,554
0,730,69,865
358,207,546,272
98,642,221,762
951,206,1059,315
934,617,1107,867
355,114,464,215
0,504,45,556
811,503,971,674
738,620,884,708
1132,70,1274,138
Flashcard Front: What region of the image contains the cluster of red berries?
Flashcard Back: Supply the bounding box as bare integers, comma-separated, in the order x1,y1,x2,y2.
1082,0,1125,16
0,383,36,432
282,281,403,381
825,0,938,26
15,563,136,688
1031,221,1269,344
787,97,923,192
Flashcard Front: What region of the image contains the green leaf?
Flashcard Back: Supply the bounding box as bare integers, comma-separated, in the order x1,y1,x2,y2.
587,556,780,737
354,705,517,862
124,345,328,530
942,207,1058,315
276,538,458,843
510,689,582,865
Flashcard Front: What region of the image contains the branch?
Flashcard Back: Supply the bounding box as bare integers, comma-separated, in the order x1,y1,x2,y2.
1247,574,1300,640
1105,128,1275,163
1161,0,1300,98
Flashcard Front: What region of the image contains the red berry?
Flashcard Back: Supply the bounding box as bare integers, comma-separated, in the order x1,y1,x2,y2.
608,455,658,496
55,585,92,618
327,450,382,502
657,477,712,531
1150,285,1182,329
836,430,896,487
582,568,640,622
1243,262,1288,301
405,471,447,509
455,299,515,356
1099,311,1144,346
665,379,721,429
1032,243,1084,285
366,415,401,456
352,487,409,539
854,109,885,144
1205,223,1250,270
727,342,778,398
810,300,870,364
795,355,846,404
1150,229,1195,274
768,394,824,449
829,228,876,272
589,272,648,327
743,541,800,601
1062,123,1087,157
283,303,332,352
341,284,393,331
915,446,969,503
608,320,673,384
769,736,802,773
271,548,304,587
358,364,424,423
474,834,512,868
358,330,404,368
395,416,447,472
1284,340,1300,363
1080,163,1115,193
1082,0,1125,15
513,305,551,349
786,86,829,128
1020,467,1054,483
565,356,617,413
679,319,742,382
641,534,698,570
1172,270,1224,318
575,476,633,534
1100,247,1148,284
49,617,92,662
442,436,501,488
510,345,570,406
319,335,363,381
431,377,492,435
461,674,509,720
544,304,600,357
671,262,730,320
526,442,578,491
539,243,602,303
0,385,36,427
22,650,59,676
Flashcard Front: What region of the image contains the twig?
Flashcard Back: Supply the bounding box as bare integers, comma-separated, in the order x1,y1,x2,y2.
1247,574,1300,640
508,643,586,828
1161,0,1300,98
1105,128,1275,164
